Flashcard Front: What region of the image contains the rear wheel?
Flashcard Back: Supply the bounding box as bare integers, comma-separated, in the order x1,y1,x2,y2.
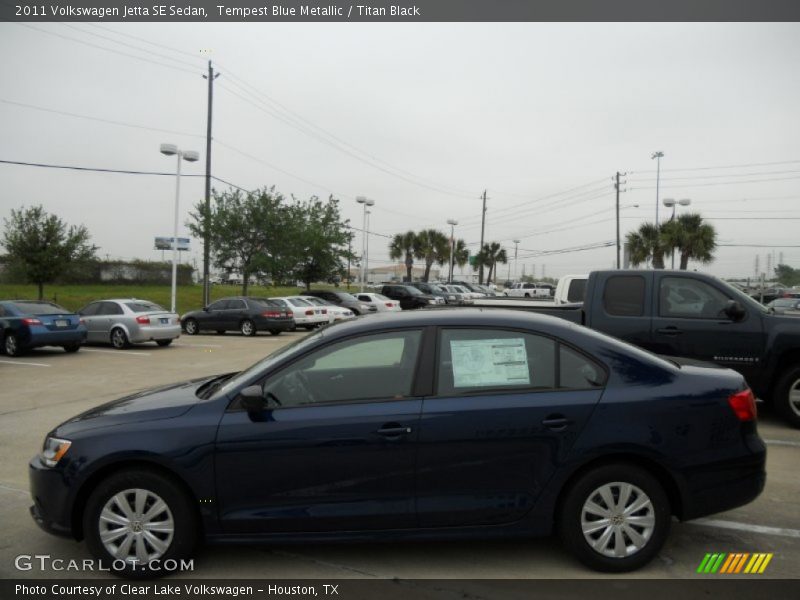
4,333,22,357
774,365,800,428
558,464,670,572
240,319,256,336
110,328,130,349
156,339,173,347
63,343,81,353
83,469,198,579
183,319,199,335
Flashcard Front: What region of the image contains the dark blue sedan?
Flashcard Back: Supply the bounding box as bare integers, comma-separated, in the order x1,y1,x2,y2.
29,310,765,576
0,300,87,356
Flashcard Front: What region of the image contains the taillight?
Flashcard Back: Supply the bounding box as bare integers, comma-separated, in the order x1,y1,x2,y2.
305,309,314,316
262,311,280,318
728,388,757,421
136,316,150,324
287,311,294,317
385,303,394,308
22,318,42,325
79,318,85,325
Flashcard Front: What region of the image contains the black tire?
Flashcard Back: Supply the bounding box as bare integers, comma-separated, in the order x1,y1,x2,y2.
83,469,199,579
4,332,22,357
63,343,81,353
240,319,256,337
216,330,226,335
268,329,282,336
558,463,670,572
303,325,315,331
156,339,173,348
774,365,800,428
183,319,199,335
524,293,531,298
110,328,130,349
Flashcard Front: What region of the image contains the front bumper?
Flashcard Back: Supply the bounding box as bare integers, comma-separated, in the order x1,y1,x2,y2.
29,455,75,539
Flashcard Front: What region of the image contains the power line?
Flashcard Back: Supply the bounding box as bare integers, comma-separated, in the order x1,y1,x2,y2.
632,159,800,174
628,174,800,190
0,158,205,177
81,23,205,61
628,169,800,183
0,97,204,138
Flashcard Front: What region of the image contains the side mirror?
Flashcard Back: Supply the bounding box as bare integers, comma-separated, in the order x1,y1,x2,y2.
240,385,266,413
202,306,209,312
724,300,746,322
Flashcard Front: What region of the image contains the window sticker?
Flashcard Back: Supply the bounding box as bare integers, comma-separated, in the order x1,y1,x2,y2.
450,338,530,388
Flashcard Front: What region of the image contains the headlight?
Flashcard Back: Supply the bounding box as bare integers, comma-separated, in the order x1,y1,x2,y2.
41,437,71,468
428,299,436,304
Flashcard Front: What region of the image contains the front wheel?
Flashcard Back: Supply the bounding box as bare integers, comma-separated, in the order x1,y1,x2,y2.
83,469,198,579
183,319,199,335
558,464,670,572
110,328,130,349
774,365,800,428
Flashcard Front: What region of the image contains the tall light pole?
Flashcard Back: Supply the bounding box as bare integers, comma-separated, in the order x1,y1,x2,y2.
160,144,199,313
652,151,664,226
355,196,375,292
663,198,691,269
447,219,458,283
513,239,520,280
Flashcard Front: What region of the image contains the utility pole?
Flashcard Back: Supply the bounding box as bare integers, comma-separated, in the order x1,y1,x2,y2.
615,172,625,269
202,61,219,307
478,190,487,284
652,151,664,227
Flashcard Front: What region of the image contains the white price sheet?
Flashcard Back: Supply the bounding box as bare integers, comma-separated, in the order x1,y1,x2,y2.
450,338,530,388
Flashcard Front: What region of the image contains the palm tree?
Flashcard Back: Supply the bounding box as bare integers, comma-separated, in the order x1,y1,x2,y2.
478,242,508,285
414,229,450,282
626,223,667,269
673,213,717,270
389,230,417,282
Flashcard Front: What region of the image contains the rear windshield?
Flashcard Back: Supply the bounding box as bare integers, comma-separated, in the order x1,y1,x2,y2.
125,302,166,313
11,301,69,315
287,298,313,307
250,299,280,309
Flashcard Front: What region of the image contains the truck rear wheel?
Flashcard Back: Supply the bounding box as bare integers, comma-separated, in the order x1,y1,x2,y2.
774,365,800,428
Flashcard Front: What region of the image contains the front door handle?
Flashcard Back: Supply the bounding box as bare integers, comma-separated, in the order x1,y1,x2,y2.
376,424,412,437
656,327,683,336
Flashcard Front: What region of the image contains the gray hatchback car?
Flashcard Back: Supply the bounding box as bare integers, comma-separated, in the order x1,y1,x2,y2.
78,299,181,348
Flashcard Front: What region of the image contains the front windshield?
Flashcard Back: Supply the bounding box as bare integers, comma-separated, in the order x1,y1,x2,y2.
214,330,326,398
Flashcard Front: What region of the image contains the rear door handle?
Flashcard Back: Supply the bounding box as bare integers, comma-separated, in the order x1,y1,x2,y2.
656,327,683,335
541,416,571,431
376,424,412,437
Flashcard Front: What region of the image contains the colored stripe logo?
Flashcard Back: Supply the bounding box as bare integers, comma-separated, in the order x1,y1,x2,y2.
697,553,773,574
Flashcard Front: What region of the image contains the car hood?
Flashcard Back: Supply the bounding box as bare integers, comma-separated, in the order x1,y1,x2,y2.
54,376,218,437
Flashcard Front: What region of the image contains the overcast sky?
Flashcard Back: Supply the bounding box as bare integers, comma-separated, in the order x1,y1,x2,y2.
1,22,799,280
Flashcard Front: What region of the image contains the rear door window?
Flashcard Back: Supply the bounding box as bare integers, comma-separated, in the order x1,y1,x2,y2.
603,276,646,316
567,279,587,303
98,302,123,316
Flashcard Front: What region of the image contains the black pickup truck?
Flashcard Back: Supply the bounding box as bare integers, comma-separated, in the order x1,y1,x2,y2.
476,270,800,427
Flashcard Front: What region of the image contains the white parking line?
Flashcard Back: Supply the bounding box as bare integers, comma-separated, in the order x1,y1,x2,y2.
81,349,151,357
764,438,800,448
692,518,800,539
173,343,223,348
0,359,50,367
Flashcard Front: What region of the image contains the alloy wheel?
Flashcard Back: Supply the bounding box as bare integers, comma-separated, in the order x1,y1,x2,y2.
789,377,800,417
98,488,174,565
580,482,655,558
111,329,127,349
5,334,18,356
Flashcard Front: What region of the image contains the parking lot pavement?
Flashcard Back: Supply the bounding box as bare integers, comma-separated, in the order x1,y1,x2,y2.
1,334,798,580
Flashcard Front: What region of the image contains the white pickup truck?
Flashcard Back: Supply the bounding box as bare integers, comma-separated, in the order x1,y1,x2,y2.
503,282,551,298
481,275,588,307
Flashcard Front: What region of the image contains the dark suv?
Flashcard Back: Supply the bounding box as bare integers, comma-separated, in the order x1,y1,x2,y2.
411,282,467,305
303,290,376,315
380,284,439,310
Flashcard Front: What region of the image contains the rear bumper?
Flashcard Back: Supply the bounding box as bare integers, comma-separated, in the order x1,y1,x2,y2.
130,324,182,342
24,329,86,348
253,317,294,331
680,439,767,521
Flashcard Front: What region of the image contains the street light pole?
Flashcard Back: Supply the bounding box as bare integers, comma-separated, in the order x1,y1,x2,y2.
652,151,664,227
160,144,198,314
356,196,375,292
447,219,458,283
663,198,691,269
513,239,520,280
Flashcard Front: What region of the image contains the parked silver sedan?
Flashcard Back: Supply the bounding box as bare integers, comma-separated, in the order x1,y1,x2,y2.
78,299,181,348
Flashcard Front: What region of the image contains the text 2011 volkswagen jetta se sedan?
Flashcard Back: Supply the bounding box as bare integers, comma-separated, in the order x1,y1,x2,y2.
29,310,766,577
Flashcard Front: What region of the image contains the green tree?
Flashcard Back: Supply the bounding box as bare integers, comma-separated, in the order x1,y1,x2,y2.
414,229,450,282
389,231,417,282
666,213,717,270
626,222,667,269
289,196,354,290
477,242,508,285
188,187,286,296
1,205,97,299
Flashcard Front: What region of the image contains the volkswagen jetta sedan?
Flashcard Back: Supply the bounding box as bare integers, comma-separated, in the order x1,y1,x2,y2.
29,310,766,577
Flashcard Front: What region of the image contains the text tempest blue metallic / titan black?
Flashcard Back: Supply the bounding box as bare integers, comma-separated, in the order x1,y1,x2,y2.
29,309,765,577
